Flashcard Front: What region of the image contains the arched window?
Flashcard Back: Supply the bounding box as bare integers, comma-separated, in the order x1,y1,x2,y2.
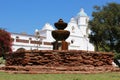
71,39,75,44
72,26,75,33
29,38,32,40
86,18,88,24
16,36,19,39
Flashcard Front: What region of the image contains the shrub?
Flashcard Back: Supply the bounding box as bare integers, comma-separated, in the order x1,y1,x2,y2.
114,53,120,59
0,29,12,58
0,57,5,64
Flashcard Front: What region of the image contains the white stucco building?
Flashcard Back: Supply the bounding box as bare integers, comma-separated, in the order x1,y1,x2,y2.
11,8,94,51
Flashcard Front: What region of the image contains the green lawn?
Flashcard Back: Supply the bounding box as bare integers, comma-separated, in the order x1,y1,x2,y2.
0,72,120,80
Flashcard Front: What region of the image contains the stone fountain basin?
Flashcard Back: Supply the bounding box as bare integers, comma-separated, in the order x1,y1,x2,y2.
54,22,67,30
52,30,70,41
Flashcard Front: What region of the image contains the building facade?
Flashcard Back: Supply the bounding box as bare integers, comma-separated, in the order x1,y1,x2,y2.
11,8,94,51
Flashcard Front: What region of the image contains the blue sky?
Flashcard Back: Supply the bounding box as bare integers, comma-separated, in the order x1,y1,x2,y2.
0,0,120,34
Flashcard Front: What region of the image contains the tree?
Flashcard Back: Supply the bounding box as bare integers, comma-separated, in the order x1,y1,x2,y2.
0,29,12,58
89,3,120,52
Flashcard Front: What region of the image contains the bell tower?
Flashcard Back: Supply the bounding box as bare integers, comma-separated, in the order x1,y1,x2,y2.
76,8,89,37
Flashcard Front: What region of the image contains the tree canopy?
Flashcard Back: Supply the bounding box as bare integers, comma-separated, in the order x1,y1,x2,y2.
0,29,12,58
89,3,120,52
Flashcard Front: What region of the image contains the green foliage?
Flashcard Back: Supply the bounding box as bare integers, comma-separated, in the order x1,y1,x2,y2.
114,53,120,59
89,3,120,53
0,57,5,64
0,28,12,58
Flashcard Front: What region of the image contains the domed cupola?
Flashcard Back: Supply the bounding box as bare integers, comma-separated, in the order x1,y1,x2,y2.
42,23,54,30
77,8,87,17
70,17,77,23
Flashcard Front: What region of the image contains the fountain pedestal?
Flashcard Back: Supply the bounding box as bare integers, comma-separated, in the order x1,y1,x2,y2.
52,41,68,50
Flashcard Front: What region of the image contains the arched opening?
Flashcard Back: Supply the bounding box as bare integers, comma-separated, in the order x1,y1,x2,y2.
16,48,26,52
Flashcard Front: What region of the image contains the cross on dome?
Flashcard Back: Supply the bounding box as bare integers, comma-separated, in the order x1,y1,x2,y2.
80,8,84,12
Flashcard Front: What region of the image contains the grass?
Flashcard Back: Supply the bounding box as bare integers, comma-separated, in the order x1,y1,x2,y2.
0,72,120,80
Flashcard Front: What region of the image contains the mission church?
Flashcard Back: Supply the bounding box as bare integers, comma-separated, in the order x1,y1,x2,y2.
11,8,94,51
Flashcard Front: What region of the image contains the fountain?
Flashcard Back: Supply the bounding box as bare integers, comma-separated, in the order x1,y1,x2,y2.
2,19,116,74
52,19,70,50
